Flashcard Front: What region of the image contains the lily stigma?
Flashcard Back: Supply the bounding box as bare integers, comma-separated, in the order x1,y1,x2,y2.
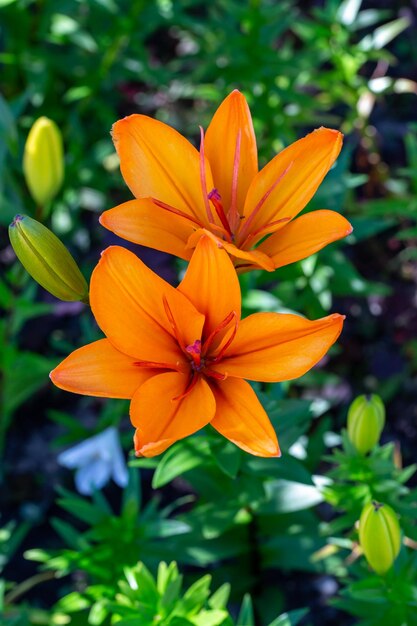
100,90,352,272
50,236,344,457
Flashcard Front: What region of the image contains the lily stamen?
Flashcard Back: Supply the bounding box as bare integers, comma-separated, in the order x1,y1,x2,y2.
152,199,203,227
204,368,227,381
210,315,239,363
228,129,242,234
172,372,199,401
134,360,174,370
202,310,237,354
206,220,233,240
208,188,233,242
239,216,292,250
237,161,294,244
162,295,188,354
199,126,215,224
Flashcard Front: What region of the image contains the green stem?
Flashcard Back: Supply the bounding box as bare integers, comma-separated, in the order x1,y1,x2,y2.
4,570,57,605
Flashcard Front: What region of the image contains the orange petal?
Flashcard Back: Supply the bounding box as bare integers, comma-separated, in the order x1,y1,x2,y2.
258,210,353,269
50,339,154,399
112,115,213,222
242,128,343,233
210,378,280,457
131,371,216,457
187,228,275,272
90,246,204,365
178,235,241,339
205,90,258,215
214,312,344,382
100,199,195,260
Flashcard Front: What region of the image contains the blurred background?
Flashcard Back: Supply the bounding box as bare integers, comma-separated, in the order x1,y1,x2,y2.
1,1,417,625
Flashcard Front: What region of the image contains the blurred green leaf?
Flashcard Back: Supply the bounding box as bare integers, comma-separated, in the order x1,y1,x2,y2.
236,594,254,626
268,609,308,626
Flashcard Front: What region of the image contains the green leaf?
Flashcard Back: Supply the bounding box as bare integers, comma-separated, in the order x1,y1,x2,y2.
182,575,212,614
122,466,142,519
260,396,317,451
117,617,154,626
236,594,254,626
145,519,191,539
0,92,18,154
208,584,231,611
157,561,181,599
348,217,395,242
0,277,12,308
359,16,410,51
57,591,91,612
267,608,308,626
169,618,195,626
190,610,230,626
246,455,313,485
210,439,242,479
3,350,57,416
160,573,183,613
152,439,211,488
88,600,109,625
56,488,108,525
124,563,158,607
262,479,324,513
50,518,89,551
337,0,362,26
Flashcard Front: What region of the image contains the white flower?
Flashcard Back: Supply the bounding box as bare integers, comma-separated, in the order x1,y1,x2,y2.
57,427,128,495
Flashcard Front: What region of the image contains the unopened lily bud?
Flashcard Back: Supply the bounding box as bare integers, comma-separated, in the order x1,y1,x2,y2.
359,501,401,575
347,394,385,454
9,215,88,302
23,116,64,209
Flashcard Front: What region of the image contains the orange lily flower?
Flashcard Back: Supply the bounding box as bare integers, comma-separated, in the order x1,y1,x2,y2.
50,236,344,458
100,90,352,272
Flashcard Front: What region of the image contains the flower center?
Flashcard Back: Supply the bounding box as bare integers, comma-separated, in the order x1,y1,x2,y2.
185,339,204,371
150,128,294,254
134,298,239,400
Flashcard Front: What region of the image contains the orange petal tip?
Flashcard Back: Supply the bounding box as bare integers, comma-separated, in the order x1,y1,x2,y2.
99,245,120,259
331,313,346,326
314,128,344,151
266,444,281,458
98,211,114,230
111,114,136,130
257,441,281,458
316,126,343,137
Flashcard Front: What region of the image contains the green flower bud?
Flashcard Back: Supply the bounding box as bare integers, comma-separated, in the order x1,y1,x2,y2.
9,215,88,302
347,394,385,454
23,116,64,208
359,501,401,575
